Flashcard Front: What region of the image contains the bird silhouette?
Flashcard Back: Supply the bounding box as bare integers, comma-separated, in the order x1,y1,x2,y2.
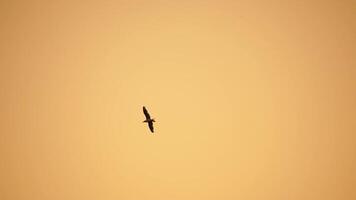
142,106,155,133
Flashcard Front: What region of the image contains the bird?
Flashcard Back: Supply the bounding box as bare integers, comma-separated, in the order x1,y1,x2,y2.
142,106,155,133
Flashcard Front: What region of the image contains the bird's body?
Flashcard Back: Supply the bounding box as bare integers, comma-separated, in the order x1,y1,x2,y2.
142,106,155,133
143,119,155,123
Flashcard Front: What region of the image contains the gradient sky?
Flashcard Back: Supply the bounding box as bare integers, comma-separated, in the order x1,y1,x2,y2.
1,1,356,200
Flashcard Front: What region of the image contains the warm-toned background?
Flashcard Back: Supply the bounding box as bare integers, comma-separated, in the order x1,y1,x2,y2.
1,0,355,199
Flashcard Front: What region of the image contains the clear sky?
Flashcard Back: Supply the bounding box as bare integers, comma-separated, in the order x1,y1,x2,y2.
1,0,356,199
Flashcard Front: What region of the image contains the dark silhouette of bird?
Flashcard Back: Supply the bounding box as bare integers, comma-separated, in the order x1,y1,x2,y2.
142,106,155,133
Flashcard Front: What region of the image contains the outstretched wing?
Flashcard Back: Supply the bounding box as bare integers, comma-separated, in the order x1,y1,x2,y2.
148,122,154,133
143,106,151,120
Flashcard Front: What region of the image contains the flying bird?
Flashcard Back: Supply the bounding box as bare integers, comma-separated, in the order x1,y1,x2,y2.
142,106,155,133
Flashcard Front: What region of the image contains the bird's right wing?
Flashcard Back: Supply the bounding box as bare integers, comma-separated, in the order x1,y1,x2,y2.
148,122,154,133
143,106,151,119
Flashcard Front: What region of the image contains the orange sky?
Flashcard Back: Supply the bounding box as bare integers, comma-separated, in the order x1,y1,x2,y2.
1,1,356,200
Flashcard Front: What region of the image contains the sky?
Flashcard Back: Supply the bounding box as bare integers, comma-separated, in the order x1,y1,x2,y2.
1,0,356,200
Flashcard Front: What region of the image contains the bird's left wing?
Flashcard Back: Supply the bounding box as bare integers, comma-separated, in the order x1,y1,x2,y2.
143,106,151,119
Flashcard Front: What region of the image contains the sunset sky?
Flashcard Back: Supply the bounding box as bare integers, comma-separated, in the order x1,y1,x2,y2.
1,1,356,200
